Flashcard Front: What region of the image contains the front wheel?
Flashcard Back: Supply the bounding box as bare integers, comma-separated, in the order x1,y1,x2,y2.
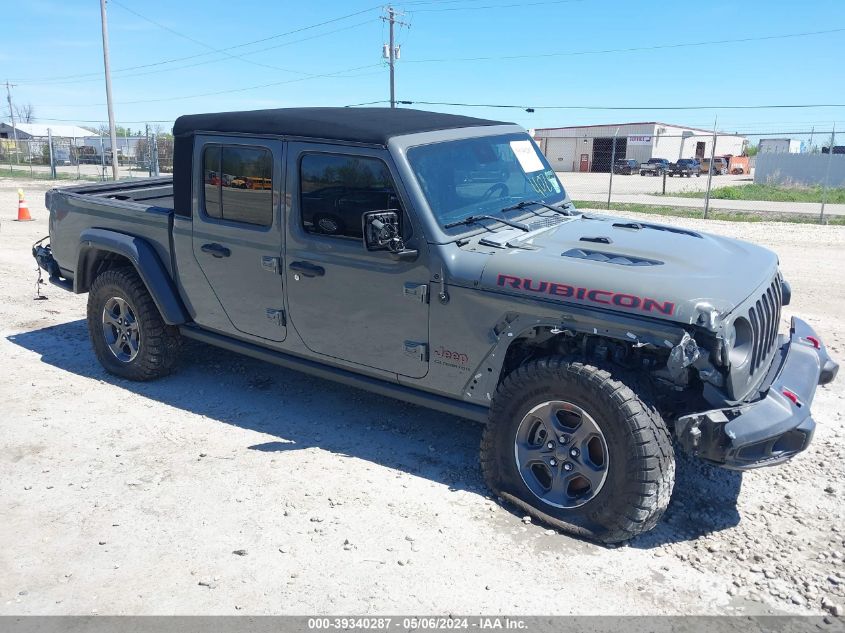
481,358,675,543
87,267,181,381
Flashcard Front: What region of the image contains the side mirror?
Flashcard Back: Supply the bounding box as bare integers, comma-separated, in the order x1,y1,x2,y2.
362,210,418,261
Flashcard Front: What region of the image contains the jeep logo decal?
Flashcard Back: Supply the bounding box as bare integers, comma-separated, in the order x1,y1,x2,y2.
496,274,675,316
433,346,470,371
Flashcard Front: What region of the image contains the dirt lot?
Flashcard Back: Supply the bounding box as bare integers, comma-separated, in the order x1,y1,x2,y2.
1,179,843,616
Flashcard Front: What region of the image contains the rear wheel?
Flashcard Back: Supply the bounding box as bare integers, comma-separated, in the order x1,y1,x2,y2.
87,267,181,381
481,358,675,543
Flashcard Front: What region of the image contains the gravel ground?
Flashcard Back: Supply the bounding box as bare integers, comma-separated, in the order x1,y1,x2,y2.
1,179,843,616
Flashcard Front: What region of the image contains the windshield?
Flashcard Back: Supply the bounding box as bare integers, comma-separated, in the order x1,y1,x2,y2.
406,133,567,229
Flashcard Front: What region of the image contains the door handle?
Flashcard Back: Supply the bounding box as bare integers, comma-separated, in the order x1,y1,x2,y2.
289,261,325,278
201,243,231,258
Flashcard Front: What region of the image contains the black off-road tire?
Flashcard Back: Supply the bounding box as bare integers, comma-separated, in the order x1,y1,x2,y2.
87,267,181,381
481,357,675,544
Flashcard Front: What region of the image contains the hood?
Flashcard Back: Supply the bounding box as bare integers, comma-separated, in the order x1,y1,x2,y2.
476,214,779,327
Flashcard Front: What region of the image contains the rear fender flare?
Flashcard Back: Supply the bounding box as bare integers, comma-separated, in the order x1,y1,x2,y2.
76,228,189,325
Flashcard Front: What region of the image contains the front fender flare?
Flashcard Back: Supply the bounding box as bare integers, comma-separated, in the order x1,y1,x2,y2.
463,309,689,404
76,228,189,325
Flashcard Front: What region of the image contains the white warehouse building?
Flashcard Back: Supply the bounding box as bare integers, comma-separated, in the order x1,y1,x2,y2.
758,138,803,154
533,122,747,173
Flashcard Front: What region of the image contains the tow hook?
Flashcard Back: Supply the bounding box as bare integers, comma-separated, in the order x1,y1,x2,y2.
676,415,703,454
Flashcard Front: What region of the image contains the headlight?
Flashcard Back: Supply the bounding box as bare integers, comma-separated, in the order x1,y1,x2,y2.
727,317,753,367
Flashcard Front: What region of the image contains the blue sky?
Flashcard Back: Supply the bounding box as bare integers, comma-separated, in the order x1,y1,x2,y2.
3,0,843,141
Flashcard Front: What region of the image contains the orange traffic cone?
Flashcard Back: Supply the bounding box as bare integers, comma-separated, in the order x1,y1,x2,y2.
16,188,32,222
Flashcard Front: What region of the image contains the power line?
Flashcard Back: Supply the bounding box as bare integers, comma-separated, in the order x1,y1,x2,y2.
31,117,176,124
391,99,845,111
10,4,383,85
411,0,588,11
109,0,371,79
345,100,393,107
402,27,845,64
28,20,376,87
41,63,385,108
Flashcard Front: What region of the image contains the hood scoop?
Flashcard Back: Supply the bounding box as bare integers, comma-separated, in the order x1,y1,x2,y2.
562,248,664,267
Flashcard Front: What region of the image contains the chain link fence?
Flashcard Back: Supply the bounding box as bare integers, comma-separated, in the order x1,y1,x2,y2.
534,126,843,224
0,126,174,182
2,121,842,223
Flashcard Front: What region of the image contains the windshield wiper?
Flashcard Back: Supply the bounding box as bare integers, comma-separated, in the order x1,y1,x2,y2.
443,214,529,231
501,199,575,216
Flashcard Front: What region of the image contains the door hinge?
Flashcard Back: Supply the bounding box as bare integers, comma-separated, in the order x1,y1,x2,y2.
403,282,428,303
266,308,286,327
404,341,428,362
262,256,280,274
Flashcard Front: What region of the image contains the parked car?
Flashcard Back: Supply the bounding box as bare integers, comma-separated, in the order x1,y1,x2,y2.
701,157,728,175
35,107,838,544
667,159,701,178
612,159,639,175
639,158,671,176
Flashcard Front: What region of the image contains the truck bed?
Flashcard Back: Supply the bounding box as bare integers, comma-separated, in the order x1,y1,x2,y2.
45,176,176,285
55,176,175,210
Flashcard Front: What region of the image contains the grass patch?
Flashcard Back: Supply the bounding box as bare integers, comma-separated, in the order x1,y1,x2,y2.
672,183,845,204
0,167,101,182
572,200,845,226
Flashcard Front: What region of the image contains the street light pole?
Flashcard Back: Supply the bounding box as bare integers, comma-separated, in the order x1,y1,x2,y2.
99,0,120,180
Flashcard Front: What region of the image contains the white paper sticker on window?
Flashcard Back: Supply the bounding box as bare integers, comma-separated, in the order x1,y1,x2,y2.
509,140,544,173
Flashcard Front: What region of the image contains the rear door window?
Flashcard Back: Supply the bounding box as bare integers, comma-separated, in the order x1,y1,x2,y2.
202,145,222,219
202,144,273,227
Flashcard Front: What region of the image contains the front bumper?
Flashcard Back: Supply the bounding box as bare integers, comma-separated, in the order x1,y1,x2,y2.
676,317,838,470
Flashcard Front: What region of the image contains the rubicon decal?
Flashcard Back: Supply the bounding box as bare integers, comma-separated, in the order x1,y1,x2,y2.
497,274,676,316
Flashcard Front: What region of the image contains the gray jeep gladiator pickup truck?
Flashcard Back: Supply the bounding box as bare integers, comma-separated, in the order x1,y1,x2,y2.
35,107,838,543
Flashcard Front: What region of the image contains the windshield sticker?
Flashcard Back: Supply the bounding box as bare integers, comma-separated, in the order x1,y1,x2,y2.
509,140,544,173
528,171,559,196
545,169,561,193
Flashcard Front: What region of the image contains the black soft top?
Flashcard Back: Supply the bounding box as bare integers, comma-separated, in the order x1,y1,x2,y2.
173,107,510,145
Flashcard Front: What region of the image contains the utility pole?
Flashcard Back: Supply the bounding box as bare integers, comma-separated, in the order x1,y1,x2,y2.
5,81,19,163
381,6,408,108
607,127,619,210
99,0,120,179
703,116,718,219
820,123,836,223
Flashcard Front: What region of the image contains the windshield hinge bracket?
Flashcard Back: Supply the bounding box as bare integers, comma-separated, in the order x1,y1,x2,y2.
403,282,428,304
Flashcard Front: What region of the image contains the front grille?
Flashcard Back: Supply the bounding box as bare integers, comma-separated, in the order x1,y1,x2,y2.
747,277,783,375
